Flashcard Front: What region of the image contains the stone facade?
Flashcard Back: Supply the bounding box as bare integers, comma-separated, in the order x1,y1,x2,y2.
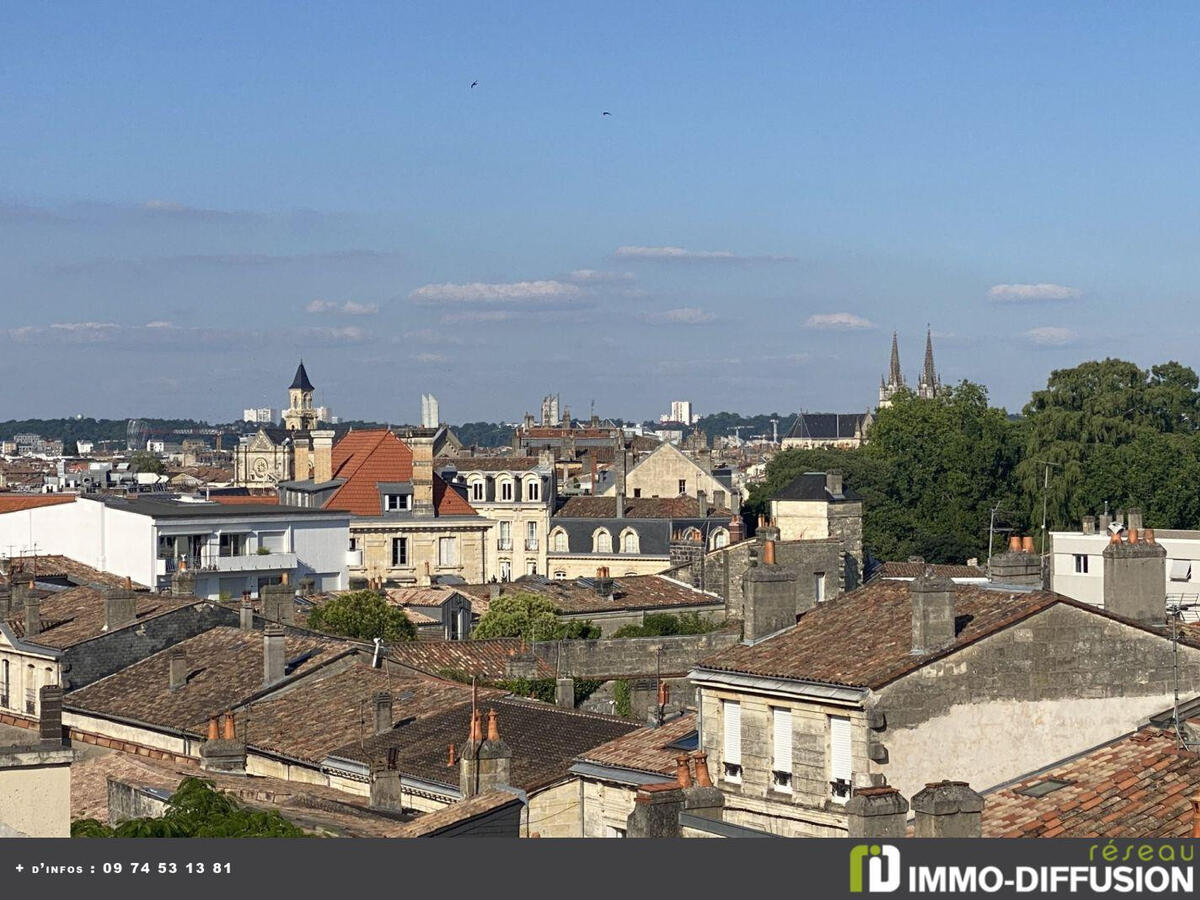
350,520,490,586
601,443,738,512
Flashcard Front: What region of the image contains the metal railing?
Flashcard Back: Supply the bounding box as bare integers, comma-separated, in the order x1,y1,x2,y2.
497,538,513,551
525,538,540,551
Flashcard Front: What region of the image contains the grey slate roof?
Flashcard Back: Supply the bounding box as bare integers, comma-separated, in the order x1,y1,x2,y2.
784,413,869,441
771,472,860,503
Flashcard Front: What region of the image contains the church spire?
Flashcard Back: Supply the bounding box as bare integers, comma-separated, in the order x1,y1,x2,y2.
888,331,903,387
918,328,939,398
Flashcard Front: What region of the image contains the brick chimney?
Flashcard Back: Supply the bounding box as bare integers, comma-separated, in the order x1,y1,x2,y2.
846,785,909,839
911,781,984,837
910,570,956,655
408,429,436,518
263,624,286,686
1103,528,1167,624
168,650,188,691
373,691,393,736
103,580,138,631
311,429,335,484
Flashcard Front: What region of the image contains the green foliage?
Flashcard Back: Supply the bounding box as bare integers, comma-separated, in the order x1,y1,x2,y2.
693,411,800,445
612,679,632,718
574,678,604,705
128,450,166,474
471,592,595,642
1019,359,1200,530
610,612,723,638
72,777,307,838
306,590,416,643
496,677,557,703
455,421,515,448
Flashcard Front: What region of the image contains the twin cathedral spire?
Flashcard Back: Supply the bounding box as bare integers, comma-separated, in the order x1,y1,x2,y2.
879,328,940,408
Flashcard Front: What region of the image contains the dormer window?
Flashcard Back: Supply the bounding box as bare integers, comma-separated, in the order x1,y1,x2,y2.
385,494,412,512
500,480,514,502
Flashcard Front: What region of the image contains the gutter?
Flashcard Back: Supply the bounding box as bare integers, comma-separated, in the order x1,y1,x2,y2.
689,666,868,705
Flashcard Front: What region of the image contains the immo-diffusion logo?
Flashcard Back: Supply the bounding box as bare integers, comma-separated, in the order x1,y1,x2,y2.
849,844,902,893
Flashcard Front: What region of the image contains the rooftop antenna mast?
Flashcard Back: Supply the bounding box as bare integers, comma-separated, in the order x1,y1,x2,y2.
769,418,779,444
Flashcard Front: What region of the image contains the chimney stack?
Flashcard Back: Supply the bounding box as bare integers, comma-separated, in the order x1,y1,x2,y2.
199,710,246,775
171,558,195,596
1103,527,1167,624
239,590,254,630
260,578,295,625
846,785,909,839
23,585,40,637
168,650,188,690
728,514,745,545
38,684,64,745
373,691,393,736
697,489,707,519
293,435,311,481
103,583,138,632
408,429,436,518
614,431,626,519
1127,507,1144,533
683,751,725,820
263,624,286,686
593,566,613,597
1082,515,1096,535
911,781,984,838
826,471,843,498
1190,793,1200,839
459,707,513,798
988,535,1044,587
741,550,798,641
910,571,956,655
311,429,335,485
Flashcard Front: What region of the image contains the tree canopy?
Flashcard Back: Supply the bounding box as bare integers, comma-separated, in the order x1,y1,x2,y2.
472,592,599,642
305,589,416,643
72,776,307,838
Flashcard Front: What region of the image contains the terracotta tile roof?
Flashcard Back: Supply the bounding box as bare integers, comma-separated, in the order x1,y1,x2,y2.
384,586,466,609
5,585,199,650
326,695,638,793
459,574,724,615
697,581,1065,689
66,626,350,733
556,496,731,519
576,713,698,777
4,555,148,590
983,727,1200,837
321,429,477,518
69,749,414,836
438,457,541,472
234,663,492,763
0,494,76,513
395,790,522,837
872,561,987,580
388,638,555,680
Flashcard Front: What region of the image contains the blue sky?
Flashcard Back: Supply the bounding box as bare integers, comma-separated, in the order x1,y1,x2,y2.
3,2,1199,424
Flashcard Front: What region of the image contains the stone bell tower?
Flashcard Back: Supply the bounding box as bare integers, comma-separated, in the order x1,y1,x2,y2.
282,361,320,432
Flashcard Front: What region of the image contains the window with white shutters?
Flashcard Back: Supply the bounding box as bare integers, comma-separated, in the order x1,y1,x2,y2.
829,715,852,803
772,707,793,792
722,700,742,782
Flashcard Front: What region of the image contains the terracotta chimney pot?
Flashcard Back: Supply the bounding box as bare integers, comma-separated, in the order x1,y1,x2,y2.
762,539,776,566
692,751,714,788
1144,528,1156,544
486,708,500,742
1109,531,1121,544
1190,793,1200,838
1008,535,1022,552
206,715,220,741
1021,536,1035,554
447,743,457,767
222,711,236,740
675,754,693,788
1127,527,1139,544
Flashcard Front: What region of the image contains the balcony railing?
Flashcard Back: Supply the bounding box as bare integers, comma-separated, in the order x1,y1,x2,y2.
497,538,513,551
525,538,539,551
158,552,297,574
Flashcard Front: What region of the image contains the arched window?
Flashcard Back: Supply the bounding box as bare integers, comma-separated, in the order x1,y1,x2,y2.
526,478,541,501
469,477,485,502
499,478,514,502
620,529,639,554
553,570,567,580
710,528,729,550
593,529,613,554
550,528,569,552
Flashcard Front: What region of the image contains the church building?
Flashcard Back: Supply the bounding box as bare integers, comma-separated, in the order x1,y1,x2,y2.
879,328,941,408
234,361,330,491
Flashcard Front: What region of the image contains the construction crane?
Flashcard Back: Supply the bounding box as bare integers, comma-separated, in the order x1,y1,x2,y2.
729,426,746,446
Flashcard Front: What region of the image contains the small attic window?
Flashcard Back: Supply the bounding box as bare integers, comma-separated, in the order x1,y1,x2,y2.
1015,778,1071,798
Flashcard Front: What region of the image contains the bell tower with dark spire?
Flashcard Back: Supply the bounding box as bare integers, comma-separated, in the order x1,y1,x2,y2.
917,328,941,400
879,331,905,408
282,360,319,431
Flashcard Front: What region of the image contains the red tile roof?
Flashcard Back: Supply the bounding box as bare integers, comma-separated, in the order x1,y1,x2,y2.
0,494,76,513
321,429,477,518
983,727,1200,837
872,561,987,580
210,494,279,506
576,712,698,777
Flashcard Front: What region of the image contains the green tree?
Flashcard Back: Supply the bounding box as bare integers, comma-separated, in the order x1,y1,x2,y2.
611,612,723,638
471,592,596,642
306,590,416,643
73,777,307,838
128,451,165,474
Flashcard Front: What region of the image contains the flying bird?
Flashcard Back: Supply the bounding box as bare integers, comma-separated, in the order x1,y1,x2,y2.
471,80,479,88
602,111,612,116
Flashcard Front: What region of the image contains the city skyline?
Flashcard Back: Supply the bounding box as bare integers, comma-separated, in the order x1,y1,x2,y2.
5,3,1200,421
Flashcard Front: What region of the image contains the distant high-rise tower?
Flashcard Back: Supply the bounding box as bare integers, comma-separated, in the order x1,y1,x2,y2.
539,394,561,426
282,361,319,431
420,393,440,428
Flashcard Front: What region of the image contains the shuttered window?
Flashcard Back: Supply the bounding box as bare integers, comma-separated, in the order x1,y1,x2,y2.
829,715,852,803
772,707,793,791
722,700,742,781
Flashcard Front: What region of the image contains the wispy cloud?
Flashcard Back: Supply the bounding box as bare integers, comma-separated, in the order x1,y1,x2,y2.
1025,326,1077,346
613,245,796,263
302,325,367,343
136,199,258,224
988,283,1082,302
305,299,379,315
52,249,400,276
439,310,514,325
639,307,716,325
410,280,582,305
565,268,636,284
804,312,874,330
